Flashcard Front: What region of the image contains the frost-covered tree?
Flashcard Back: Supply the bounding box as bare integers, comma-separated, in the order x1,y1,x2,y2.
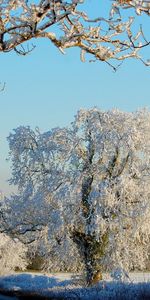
0,196,29,274
0,232,28,275
7,108,150,284
0,1,150,68
0,187,83,272
0,191,49,268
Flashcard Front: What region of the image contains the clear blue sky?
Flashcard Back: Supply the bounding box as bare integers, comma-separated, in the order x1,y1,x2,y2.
0,1,150,195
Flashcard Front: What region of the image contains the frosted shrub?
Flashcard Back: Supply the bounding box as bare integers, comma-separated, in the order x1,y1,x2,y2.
0,233,28,275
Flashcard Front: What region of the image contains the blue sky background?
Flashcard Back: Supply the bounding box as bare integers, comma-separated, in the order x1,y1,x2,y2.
0,0,150,195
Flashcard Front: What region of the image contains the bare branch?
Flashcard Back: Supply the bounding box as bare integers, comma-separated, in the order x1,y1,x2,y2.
14,44,36,56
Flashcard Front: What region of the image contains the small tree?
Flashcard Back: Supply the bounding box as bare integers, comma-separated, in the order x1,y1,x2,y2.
0,1,150,68
0,188,84,272
0,232,28,275
7,108,150,284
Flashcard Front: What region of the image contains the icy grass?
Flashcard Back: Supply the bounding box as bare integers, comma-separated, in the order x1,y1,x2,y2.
0,272,150,299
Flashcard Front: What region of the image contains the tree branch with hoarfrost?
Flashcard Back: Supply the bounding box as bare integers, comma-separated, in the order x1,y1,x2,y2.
0,1,150,68
7,108,150,285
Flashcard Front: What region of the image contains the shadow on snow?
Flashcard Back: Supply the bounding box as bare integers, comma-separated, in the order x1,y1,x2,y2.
0,273,150,299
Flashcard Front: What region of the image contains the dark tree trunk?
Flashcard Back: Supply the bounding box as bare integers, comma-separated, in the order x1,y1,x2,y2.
71,229,108,285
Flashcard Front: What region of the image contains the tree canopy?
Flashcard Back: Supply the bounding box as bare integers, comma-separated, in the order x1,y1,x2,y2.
5,108,150,284
0,1,150,69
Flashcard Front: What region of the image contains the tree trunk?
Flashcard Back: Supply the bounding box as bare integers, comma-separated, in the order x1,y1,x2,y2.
71,229,108,285
71,129,108,285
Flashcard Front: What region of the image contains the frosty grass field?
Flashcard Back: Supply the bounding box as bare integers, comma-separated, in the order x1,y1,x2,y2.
0,272,150,299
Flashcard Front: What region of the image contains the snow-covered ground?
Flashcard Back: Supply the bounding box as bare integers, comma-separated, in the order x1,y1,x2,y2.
0,272,150,299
